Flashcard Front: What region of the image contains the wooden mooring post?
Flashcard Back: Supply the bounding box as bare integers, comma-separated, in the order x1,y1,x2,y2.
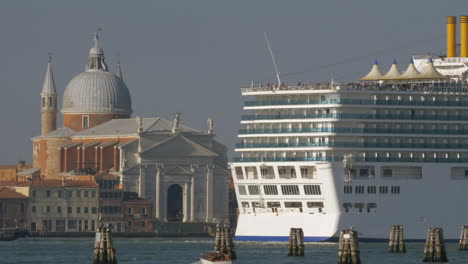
388,225,406,253
458,226,468,251
214,225,237,260
93,226,117,264
287,228,304,256
422,227,448,262
337,229,361,264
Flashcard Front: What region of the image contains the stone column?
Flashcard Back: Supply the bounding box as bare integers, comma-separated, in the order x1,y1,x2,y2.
155,165,162,219
205,165,214,222
161,184,167,221
190,166,197,221
183,182,190,222
139,164,146,198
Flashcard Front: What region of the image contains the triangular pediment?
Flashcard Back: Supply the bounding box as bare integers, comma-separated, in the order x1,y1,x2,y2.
141,135,218,158
164,166,193,175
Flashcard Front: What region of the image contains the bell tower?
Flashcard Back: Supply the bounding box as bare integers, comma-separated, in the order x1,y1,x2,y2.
41,56,58,135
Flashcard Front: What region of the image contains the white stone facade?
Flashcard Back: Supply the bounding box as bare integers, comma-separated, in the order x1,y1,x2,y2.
120,132,229,224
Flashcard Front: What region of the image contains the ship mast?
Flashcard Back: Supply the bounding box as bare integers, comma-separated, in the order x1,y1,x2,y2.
264,32,282,86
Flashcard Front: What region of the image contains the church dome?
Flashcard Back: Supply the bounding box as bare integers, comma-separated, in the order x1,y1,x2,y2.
61,32,132,115
62,71,132,115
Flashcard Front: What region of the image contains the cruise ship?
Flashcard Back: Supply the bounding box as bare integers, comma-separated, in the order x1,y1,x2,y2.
230,16,468,242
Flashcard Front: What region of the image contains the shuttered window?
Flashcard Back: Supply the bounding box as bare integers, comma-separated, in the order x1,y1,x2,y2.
263,185,278,195
281,185,300,195
304,185,321,195
248,185,260,195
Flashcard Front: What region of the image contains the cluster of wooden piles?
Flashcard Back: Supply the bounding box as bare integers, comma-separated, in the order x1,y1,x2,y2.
287,228,304,257
422,227,448,262
214,225,237,260
388,225,406,253
337,229,361,264
93,226,117,264
458,225,468,251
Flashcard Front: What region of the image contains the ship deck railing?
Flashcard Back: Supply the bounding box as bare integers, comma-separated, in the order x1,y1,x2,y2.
241,113,468,121
238,127,468,135
235,142,468,149
244,98,468,107
232,156,468,163
241,82,468,94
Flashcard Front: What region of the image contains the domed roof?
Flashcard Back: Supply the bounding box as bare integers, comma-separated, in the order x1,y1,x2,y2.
61,32,132,115
62,71,132,115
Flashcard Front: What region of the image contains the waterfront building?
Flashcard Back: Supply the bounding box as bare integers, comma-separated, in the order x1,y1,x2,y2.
0,187,28,229
95,172,125,231
21,180,99,233
122,192,153,232
0,161,34,182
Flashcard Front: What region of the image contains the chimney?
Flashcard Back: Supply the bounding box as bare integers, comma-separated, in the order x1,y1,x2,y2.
446,16,456,57
461,16,468,57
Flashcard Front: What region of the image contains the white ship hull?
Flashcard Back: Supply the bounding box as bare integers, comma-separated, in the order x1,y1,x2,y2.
233,162,468,242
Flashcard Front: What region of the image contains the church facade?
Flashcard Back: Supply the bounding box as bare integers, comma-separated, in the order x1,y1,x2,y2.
31,33,229,223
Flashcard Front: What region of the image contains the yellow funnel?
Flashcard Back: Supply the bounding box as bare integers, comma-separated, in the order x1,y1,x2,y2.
446,16,456,57
461,16,468,57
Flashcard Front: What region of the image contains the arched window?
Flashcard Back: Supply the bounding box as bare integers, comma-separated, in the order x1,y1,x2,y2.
42,97,45,108
48,97,52,107
82,116,89,129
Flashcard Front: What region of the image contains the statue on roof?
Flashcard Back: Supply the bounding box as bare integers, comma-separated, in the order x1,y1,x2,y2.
172,112,181,133
93,32,99,47
207,117,214,134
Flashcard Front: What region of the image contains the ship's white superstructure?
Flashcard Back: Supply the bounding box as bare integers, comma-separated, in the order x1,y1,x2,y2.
230,16,468,242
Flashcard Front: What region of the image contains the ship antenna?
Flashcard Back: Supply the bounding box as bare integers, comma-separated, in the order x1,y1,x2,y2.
264,32,282,86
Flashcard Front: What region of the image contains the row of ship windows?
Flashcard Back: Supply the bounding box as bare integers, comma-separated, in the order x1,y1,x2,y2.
343,186,400,194
250,95,468,105
238,184,322,196
245,122,468,132
240,137,468,146
241,201,324,210
343,203,377,213
235,166,316,180
251,108,468,117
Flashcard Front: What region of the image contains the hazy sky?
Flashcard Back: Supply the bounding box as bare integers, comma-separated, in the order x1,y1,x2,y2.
0,0,466,164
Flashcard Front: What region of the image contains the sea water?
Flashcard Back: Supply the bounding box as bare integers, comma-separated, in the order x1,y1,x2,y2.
1,237,468,263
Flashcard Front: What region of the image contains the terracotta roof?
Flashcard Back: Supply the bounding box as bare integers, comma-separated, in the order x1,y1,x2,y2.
0,165,18,170
0,180,21,187
123,199,152,204
26,179,98,188
94,172,120,180
0,187,27,199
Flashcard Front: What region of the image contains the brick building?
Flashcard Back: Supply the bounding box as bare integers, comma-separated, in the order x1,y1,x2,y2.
0,187,28,229
122,192,152,232
0,161,34,182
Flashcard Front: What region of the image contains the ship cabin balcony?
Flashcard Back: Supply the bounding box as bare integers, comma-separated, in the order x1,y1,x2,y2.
241,112,468,122
244,96,468,108
235,141,468,150
238,126,468,136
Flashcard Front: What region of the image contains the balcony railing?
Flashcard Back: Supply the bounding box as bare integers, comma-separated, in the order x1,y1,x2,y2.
238,127,468,135
244,99,468,107
241,113,468,121
235,142,468,149
232,156,468,163
241,82,468,94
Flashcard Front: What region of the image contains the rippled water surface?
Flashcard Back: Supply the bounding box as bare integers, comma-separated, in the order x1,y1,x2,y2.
1,237,468,263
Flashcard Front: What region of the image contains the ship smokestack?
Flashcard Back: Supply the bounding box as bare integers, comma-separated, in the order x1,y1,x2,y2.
446,16,456,57
461,16,468,57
